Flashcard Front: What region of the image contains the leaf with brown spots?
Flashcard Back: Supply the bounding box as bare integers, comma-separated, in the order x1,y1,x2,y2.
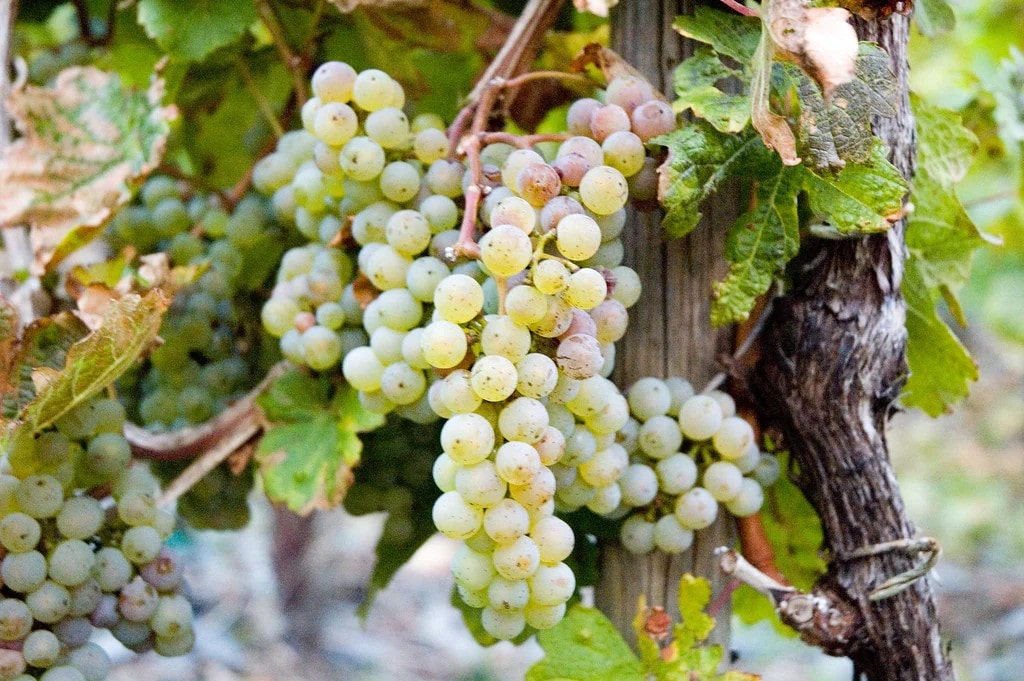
0,67,176,273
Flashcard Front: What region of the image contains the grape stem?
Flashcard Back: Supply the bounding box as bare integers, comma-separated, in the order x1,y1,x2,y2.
477,131,572,148
235,58,286,139
256,0,310,104
719,0,759,17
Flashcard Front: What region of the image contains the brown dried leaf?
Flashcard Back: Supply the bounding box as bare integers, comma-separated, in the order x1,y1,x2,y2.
766,2,859,98
0,67,176,274
751,21,801,165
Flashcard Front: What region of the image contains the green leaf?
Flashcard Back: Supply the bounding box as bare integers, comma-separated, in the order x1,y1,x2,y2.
185,55,291,188
902,96,987,415
673,7,761,63
914,0,956,37
655,123,768,238
711,165,801,325
527,605,645,681
903,262,978,416
802,140,907,235
256,375,384,514
137,0,256,63
674,574,715,650
0,291,168,449
672,49,750,133
0,67,175,272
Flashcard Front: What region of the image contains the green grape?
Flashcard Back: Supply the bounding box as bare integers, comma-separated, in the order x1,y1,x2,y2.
379,161,421,203
67,642,112,681
340,136,387,182
413,127,450,164
34,431,70,466
117,489,157,526
121,526,163,564
301,326,343,371
26,580,71,623
0,598,33,640
141,176,179,210
313,102,358,146
151,197,191,237
352,69,395,111
15,475,64,519
84,433,132,478
91,547,132,592
365,107,410,149
23,629,61,668
149,594,193,638
48,540,95,587
0,512,41,553
311,61,356,103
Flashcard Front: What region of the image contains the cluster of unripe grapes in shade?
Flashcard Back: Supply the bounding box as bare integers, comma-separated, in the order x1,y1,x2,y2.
250,61,775,640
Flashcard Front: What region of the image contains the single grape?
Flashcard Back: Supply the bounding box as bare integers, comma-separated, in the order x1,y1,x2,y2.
432,491,483,540
311,61,356,102
555,214,602,261
674,487,719,530
579,165,629,216
678,395,724,441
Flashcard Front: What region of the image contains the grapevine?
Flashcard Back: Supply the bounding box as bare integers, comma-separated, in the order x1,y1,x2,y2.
0,1,988,679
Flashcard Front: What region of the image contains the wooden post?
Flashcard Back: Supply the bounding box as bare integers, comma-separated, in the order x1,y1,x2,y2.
595,0,741,649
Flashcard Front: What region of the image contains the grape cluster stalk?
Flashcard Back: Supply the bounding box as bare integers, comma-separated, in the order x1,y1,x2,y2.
0,396,194,680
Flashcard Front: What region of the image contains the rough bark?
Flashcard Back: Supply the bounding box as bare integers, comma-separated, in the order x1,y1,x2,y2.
595,0,740,650
754,12,956,681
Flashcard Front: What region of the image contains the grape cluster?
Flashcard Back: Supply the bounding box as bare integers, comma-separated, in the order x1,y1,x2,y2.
252,60,675,640
107,177,286,431
0,396,193,680
604,377,780,555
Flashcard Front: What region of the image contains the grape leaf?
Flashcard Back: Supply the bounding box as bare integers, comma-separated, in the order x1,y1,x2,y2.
137,0,256,63
903,97,989,415
801,140,907,235
913,0,955,37
791,43,898,170
0,291,168,449
526,605,646,681
903,262,977,416
671,49,749,134
711,166,801,326
186,55,292,188
256,373,385,514
0,314,88,422
655,123,769,238
764,2,860,98
0,67,175,273
672,6,761,63
674,574,716,650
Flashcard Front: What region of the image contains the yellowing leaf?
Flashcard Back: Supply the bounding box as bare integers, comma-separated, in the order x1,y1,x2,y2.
0,67,176,273
0,291,168,448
